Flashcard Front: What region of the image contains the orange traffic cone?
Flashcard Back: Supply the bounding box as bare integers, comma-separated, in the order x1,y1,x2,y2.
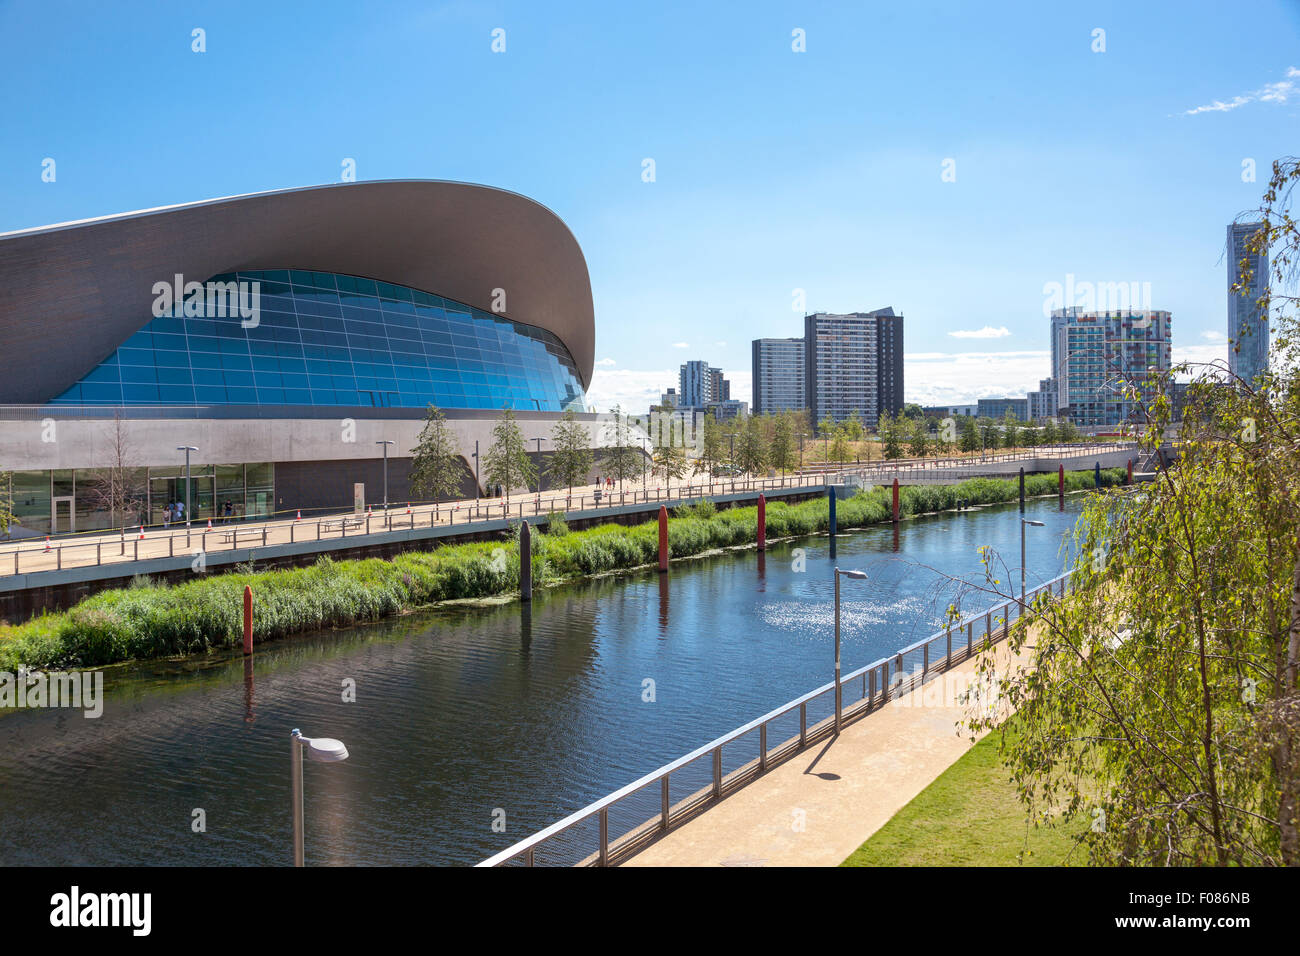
43,536,50,553
206,519,213,531
138,526,145,540
295,510,301,521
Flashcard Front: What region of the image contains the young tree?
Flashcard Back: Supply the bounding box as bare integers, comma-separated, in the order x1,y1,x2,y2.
878,410,904,460
600,404,641,489
907,418,931,458
769,413,797,480
85,412,140,552
829,429,851,467
958,416,981,454
482,406,537,505
409,405,463,502
548,408,593,495
699,414,726,478
654,441,690,482
735,414,768,481
1002,410,1020,449
843,410,864,443
1040,417,1059,446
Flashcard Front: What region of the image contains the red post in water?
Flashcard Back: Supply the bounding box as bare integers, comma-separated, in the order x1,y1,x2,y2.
757,494,767,551
658,505,669,573
1126,458,1133,485
242,584,253,655
892,479,900,524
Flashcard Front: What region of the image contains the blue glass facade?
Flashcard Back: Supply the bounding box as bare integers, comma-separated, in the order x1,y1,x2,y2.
50,270,588,412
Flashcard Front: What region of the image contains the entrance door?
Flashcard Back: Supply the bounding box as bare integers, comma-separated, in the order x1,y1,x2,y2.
51,496,75,534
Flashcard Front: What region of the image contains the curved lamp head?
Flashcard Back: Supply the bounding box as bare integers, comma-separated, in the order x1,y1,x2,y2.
1022,519,1045,528
292,729,349,762
837,569,868,580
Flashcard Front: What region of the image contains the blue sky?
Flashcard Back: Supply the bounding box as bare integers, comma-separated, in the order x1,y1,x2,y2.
2,0,1297,411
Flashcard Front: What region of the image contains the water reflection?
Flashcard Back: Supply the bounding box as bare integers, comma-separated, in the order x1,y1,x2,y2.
0,496,1083,866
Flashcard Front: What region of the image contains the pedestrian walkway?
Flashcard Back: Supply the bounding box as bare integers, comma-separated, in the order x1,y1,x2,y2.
623,642,1027,867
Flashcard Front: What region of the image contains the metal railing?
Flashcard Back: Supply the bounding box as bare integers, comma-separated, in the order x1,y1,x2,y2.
477,570,1074,867
797,442,1132,477
0,444,1133,578
0,473,832,578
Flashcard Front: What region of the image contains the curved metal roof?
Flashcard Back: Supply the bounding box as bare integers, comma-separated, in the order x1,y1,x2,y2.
0,180,596,403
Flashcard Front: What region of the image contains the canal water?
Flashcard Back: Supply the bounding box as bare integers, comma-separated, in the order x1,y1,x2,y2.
0,495,1086,866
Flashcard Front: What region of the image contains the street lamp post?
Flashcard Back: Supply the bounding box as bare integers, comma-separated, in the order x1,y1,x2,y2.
640,437,649,496
176,446,197,529
472,440,480,511
290,728,349,867
1020,518,1045,607
834,568,868,733
375,440,394,512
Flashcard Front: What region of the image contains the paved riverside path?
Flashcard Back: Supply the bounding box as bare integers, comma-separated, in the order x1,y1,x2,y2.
623,642,1028,867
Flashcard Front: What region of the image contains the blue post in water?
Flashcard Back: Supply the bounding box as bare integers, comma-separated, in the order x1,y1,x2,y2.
1094,461,1102,488
828,486,837,559
1018,467,1025,513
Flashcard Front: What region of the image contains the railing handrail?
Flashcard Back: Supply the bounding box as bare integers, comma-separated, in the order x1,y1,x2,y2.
0,474,831,577
476,567,1074,866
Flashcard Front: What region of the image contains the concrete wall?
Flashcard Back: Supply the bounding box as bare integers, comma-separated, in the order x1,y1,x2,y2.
0,412,650,473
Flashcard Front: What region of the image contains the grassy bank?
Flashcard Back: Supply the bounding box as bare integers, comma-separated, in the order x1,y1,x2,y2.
841,725,1085,866
0,468,1124,670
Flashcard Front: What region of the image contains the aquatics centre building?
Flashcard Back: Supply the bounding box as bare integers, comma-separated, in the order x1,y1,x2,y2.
0,180,611,537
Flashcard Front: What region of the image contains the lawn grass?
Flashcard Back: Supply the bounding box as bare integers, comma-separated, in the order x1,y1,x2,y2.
841,726,1086,866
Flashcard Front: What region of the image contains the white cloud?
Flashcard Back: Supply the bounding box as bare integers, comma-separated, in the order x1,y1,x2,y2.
585,368,673,414
586,368,753,414
1200,330,1225,342
1184,66,1299,115
1172,343,1229,371
594,357,617,367
947,325,1011,340
904,350,1048,406
714,341,727,348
